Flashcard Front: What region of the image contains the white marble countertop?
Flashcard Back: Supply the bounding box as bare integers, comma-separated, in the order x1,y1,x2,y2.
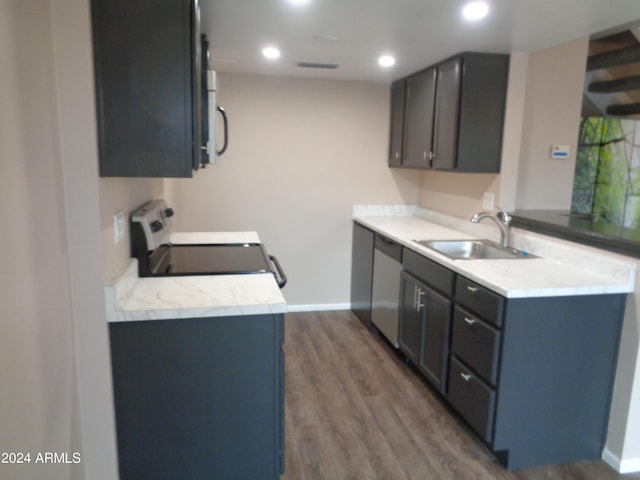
354,212,636,298
105,232,287,322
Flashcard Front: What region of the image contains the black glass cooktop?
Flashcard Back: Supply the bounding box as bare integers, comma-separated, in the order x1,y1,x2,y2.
151,243,273,276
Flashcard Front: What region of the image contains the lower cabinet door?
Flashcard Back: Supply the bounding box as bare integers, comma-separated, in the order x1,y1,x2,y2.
418,286,452,393
399,273,423,364
447,356,496,443
109,315,283,480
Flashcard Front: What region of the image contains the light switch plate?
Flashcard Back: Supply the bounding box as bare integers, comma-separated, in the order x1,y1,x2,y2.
113,210,125,244
483,192,495,210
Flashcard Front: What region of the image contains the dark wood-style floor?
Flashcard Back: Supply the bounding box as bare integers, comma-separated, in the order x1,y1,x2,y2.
282,310,640,480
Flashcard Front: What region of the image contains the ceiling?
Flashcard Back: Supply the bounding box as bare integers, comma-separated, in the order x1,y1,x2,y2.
201,0,640,83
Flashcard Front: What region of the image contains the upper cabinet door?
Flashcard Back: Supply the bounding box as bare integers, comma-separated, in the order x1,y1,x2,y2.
91,0,202,177
387,52,509,173
403,68,437,168
432,58,461,170
454,54,510,173
388,80,406,167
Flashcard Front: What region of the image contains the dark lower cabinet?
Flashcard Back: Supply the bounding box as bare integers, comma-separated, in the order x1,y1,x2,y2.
417,285,452,391
109,314,284,480
448,356,496,443
393,247,627,470
351,222,375,327
477,293,626,470
399,271,452,394
399,273,424,364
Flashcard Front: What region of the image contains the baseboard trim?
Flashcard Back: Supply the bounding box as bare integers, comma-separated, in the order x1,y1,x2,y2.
287,303,351,313
603,447,640,474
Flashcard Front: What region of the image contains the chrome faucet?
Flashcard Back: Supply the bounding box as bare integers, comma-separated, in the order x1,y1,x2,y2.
471,206,512,248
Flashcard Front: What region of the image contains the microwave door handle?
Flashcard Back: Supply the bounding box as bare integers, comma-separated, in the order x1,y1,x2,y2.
216,105,228,156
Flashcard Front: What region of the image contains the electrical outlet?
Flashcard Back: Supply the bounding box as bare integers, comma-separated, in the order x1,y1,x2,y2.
482,192,495,210
113,210,125,244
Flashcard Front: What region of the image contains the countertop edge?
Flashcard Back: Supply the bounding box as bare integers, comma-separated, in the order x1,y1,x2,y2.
353,211,637,298
105,235,288,322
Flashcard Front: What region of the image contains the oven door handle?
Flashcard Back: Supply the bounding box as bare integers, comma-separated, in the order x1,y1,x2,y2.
269,254,287,289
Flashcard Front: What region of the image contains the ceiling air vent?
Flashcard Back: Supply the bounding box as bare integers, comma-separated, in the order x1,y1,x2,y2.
295,61,339,70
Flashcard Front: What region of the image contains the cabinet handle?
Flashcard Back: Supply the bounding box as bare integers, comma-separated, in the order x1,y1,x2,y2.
460,373,473,382
416,288,425,312
466,286,479,294
464,317,477,325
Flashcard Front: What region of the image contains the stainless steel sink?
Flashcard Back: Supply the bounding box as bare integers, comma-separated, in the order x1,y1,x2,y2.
414,239,536,260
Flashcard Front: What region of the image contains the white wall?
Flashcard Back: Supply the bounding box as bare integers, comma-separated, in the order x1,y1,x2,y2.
166,73,420,307
99,178,163,282
51,0,120,477
516,36,589,210
0,2,80,478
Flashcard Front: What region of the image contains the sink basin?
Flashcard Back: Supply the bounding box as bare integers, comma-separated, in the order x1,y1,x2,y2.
414,239,536,260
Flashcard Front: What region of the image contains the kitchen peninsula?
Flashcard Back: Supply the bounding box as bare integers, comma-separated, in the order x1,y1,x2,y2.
352,205,635,470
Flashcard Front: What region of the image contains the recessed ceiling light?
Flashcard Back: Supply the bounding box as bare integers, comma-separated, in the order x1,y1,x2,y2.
378,55,396,68
288,0,310,5
462,1,489,20
262,46,281,60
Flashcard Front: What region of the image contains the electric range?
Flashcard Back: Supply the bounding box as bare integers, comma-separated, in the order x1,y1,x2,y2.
130,199,286,288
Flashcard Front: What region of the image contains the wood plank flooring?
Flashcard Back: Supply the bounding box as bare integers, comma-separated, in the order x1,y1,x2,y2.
282,310,640,480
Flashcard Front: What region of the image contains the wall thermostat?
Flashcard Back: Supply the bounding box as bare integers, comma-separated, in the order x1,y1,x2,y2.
551,144,570,159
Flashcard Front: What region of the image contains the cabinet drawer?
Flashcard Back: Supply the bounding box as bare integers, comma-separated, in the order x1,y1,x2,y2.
375,234,402,262
448,356,496,444
451,307,501,385
403,249,454,296
455,276,504,327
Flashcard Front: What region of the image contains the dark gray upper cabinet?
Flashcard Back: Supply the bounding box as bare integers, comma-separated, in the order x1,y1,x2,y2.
388,81,406,167
91,0,203,177
403,68,437,168
432,58,460,170
388,52,509,173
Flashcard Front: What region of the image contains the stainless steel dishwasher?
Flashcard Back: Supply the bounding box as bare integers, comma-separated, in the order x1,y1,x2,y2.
371,234,402,347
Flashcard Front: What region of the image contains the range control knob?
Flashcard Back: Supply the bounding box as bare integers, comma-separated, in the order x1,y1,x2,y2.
164,208,174,218
150,220,163,232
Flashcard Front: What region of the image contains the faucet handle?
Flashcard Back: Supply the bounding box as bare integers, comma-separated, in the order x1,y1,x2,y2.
495,205,512,225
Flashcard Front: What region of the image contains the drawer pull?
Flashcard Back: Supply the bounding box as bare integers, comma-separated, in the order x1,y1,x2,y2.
466,286,479,294
464,317,477,325
460,373,473,382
